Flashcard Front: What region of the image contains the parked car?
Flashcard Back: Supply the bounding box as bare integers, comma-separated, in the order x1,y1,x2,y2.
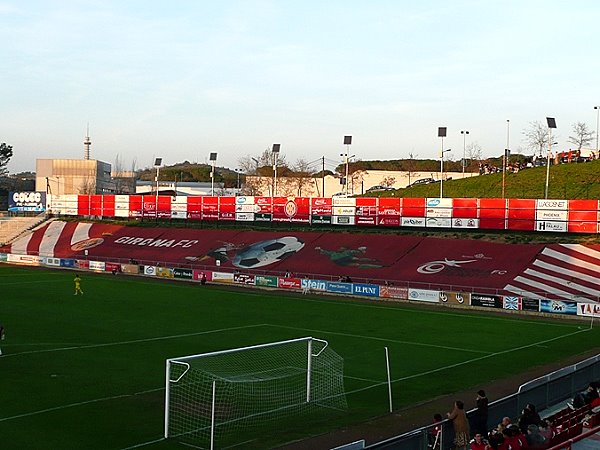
366,185,394,192
407,177,436,187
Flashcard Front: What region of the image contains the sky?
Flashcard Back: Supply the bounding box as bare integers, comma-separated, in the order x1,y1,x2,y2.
2,1,600,174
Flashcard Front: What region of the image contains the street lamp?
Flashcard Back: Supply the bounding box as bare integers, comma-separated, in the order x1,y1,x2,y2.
154,158,162,219
440,148,451,198
272,144,280,196
594,106,599,157
235,169,242,191
340,136,353,196
545,117,557,199
502,119,510,198
460,130,469,174
209,153,217,196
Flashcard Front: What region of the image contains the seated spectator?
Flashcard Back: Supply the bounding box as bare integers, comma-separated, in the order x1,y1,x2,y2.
496,416,511,434
469,433,487,450
538,419,555,441
526,424,546,449
518,403,541,433
568,382,600,409
504,424,528,450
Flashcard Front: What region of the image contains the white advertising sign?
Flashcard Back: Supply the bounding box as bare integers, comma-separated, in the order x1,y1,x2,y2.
332,197,356,207
401,217,426,227
89,261,106,271
235,212,255,221
332,215,355,225
535,210,568,221
426,217,452,228
535,221,567,232
332,206,356,216
536,199,568,210
408,288,440,303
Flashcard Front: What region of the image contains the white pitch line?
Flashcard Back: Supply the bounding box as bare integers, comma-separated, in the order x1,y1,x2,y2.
341,327,592,398
2,324,268,358
120,437,166,450
266,324,491,354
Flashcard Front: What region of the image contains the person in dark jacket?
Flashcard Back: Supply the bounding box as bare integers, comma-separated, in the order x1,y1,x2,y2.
471,389,489,436
518,403,541,433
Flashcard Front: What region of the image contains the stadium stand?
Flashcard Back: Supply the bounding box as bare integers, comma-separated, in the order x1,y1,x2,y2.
0,213,47,245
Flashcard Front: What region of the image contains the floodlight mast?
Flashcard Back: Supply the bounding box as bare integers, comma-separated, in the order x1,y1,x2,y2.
154,158,162,219
272,144,280,197
209,153,217,196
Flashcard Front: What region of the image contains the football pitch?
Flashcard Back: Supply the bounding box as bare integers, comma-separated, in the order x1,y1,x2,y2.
1,264,599,450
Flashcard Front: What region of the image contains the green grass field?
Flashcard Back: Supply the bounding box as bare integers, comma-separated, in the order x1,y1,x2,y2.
1,264,599,450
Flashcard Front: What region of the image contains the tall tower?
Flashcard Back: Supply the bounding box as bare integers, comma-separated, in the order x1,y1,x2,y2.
84,124,92,160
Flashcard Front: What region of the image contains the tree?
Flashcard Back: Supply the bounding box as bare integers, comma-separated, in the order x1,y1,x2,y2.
288,158,316,197
567,122,594,151
466,142,483,172
404,152,419,186
238,148,288,175
522,121,550,157
0,143,14,176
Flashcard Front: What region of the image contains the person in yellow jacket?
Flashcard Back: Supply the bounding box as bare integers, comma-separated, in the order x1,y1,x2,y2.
74,274,84,296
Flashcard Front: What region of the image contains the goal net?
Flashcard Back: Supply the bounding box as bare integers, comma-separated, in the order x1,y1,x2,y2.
164,336,347,449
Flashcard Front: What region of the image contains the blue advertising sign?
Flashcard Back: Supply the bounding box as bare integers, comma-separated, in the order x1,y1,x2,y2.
540,299,577,315
60,259,76,268
9,191,46,212
326,281,353,294
352,283,380,297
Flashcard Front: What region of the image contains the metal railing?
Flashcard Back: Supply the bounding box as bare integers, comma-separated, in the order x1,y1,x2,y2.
365,354,600,450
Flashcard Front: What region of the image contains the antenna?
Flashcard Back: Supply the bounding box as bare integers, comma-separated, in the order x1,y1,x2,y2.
84,123,92,160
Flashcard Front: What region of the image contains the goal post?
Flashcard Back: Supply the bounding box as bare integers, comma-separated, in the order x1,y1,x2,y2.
164,336,347,448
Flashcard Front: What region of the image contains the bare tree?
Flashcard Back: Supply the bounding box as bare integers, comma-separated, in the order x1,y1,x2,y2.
380,175,396,187
287,158,316,197
78,175,96,194
466,142,483,172
568,122,594,151
238,148,288,175
522,121,550,157
404,152,418,186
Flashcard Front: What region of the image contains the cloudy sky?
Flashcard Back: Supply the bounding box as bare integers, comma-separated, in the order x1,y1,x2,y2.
2,1,600,174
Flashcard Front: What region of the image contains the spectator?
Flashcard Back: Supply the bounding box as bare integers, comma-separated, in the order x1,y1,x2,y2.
428,413,443,450
469,433,487,450
447,400,470,450
568,382,599,409
518,403,541,433
539,419,555,441
526,424,546,449
200,273,207,285
496,416,511,434
471,389,489,436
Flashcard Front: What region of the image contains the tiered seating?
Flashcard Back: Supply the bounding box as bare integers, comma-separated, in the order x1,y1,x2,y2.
0,215,47,245
544,403,596,448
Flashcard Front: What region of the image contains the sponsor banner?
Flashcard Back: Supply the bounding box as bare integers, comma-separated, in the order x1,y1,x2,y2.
426,198,453,208
219,211,235,221
76,259,89,269
255,275,278,287
121,264,140,275
143,265,157,276
301,278,328,292
426,217,452,228
355,206,377,217
352,283,380,297
333,206,355,216
105,262,121,273
44,257,61,266
60,258,75,268
536,210,568,221
426,206,452,218
355,216,376,226
211,271,234,283
156,267,174,278
332,215,355,226
7,254,42,265
234,273,256,285
326,281,353,294
254,213,272,222
89,261,105,271
408,288,439,303
173,267,193,279
9,191,46,212
540,299,577,315
171,203,187,212
311,215,332,224
278,277,301,289
193,270,212,282
115,209,129,218
577,302,600,317
377,216,400,227
115,194,129,203
439,291,469,306
379,285,408,299
0,253,6,262
535,221,567,232
332,197,356,207
236,196,255,204
235,212,255,222
470,293,502,308
536,199,568,210
235,204,259,213
401,217,426,227
170,211,188,219
452,218,480,229
311,198,333,215
522,297,540,312
503,296,538,311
